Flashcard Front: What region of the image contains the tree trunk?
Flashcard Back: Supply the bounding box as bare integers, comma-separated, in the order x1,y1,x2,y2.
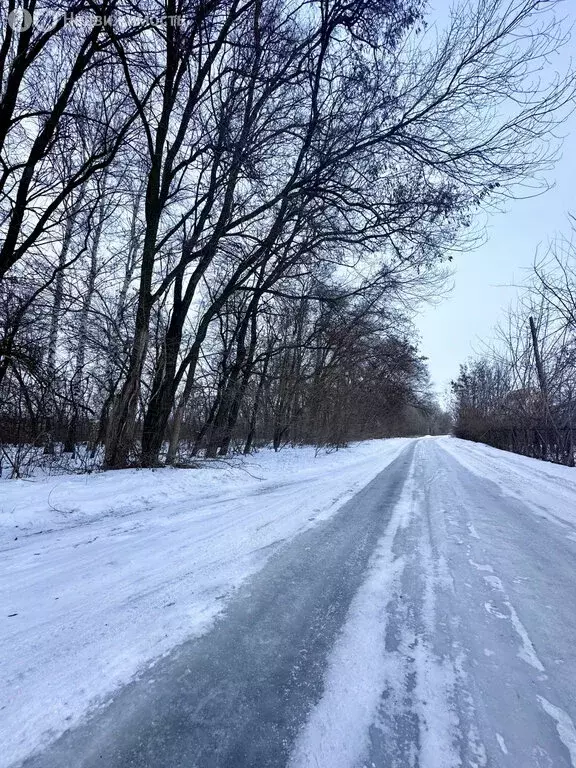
218,310,259,456
44,199,80,454
66,177,107,454
165,347,203,465
243,351,270,454
140,307,185,466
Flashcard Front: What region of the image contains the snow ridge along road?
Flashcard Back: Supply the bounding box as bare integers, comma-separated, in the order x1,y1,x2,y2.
3,437,576,767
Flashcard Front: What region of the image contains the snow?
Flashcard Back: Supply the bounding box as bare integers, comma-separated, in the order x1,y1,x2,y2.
537,696,576,768
4,435,576,768
498,593,545,672
439,436,576,530
287,465,413,768
0,439,408,768
290,443,463,768
288,437,576,768
496,733,508,755
473,562,546,672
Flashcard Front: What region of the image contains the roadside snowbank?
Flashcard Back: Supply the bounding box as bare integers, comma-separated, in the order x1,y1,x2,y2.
439,436,576,531
0,441,407,538
0,439,409,768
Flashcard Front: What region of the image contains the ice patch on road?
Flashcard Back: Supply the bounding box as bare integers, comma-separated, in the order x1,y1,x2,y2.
290,444,464,768
473,562,545,673
287,480,412,768
484,588,544,672
414,459,463,768
483,600,544,671
537,696,576,767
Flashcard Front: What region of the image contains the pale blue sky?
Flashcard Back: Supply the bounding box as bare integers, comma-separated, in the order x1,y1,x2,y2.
415,0,576,397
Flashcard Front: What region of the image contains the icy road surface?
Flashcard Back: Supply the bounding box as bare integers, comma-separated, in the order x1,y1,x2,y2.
3,437,576,767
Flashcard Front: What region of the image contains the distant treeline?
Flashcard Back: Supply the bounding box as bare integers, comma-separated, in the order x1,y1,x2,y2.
0,0,571,472
452,223,576,467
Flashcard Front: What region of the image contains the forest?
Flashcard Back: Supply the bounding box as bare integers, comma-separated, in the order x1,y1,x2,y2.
0,0,572,475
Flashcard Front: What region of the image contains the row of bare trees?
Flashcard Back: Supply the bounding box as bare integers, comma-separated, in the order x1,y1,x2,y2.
452,219,576,466
0,0,573,472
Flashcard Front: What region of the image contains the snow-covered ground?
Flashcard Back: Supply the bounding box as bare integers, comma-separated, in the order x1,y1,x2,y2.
0,439,409,768
439,436,576,533
4,436,576,768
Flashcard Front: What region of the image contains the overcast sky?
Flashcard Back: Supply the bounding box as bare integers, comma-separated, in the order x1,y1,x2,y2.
415,0,576,399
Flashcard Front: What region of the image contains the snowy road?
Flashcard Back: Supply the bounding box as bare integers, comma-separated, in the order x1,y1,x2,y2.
4,437,576,767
